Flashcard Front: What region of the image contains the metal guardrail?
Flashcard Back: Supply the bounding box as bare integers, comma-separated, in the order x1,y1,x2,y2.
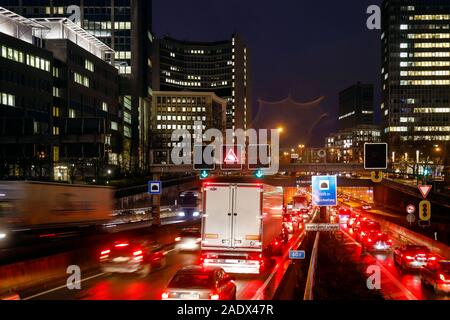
303,231,320,300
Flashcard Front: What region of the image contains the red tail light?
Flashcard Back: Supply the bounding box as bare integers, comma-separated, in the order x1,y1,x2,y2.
101,249,111,256
367,238,372,243
133,250,143,256
428,256,437,261
406,255,414,260
162,292,169,299
175,237,181,242
439,274,447,281
210,293,220,300
115,243,129,248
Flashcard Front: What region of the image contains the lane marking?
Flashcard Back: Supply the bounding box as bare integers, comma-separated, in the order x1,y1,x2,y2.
23,272,107,300
340,228,419,300
251,230,305,300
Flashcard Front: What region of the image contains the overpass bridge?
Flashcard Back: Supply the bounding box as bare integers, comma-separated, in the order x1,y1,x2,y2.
149,163,365,174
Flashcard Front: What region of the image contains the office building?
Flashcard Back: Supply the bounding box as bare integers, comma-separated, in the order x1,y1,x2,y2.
1,0,154,172
150,91,226,164
338,82,374,130
381,0,450,162
153,35,251,130
0,8,121,181
325,125,381,163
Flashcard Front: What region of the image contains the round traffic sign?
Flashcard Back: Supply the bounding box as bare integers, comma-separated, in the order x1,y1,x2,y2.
406,213,416,224
406,204,416,214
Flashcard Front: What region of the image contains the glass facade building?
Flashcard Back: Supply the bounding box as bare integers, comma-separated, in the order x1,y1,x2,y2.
381,0,450,164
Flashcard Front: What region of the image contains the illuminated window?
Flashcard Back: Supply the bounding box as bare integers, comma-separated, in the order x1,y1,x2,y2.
74,72,90,87
0,92,15,107
85,60,94,72
69,109,76,118
52,107,60,117
53,126,60,136
111,121,118,131
102,102,108,112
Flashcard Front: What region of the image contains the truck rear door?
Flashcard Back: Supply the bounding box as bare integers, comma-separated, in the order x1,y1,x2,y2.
232,185,262,249
202,185,232,249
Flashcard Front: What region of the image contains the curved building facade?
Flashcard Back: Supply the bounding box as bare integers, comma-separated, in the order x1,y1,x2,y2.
153,35,251,130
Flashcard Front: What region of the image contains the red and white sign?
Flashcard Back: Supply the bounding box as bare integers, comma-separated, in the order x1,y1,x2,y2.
406,204,416,214
418,185,432,199
221,145,243,170
224,148,239,164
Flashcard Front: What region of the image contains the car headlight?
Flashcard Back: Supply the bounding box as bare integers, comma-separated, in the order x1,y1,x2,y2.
0,232,7,240
193,211,200,217
178,211,185,217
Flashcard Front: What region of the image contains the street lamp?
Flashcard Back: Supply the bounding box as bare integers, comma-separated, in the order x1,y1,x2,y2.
277,127,284,134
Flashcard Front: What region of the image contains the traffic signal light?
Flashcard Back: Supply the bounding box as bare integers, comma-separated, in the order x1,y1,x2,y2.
364,143,388,170
254,169,264,179
419,200,431,222
200,170,209,179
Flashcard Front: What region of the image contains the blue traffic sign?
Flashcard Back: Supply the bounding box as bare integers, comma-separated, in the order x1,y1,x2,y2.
148,181,162,195
289,250,306,260
311,175,337,207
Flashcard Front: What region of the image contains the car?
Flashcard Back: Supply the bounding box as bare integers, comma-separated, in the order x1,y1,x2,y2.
393,245,437,271
347,213,360,228
175,228,202,251
100,240,167,277
162,266,237,300
338,208,352,224
343,197,350,202
282,213,299,233
362,204,372,211
421,260,450,294
361,231,392,252
354,220,381,242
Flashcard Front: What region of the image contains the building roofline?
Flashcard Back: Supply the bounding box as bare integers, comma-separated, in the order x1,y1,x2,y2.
160,35,237,47
0,7,48,29
152,90,227,105
31,18,115,54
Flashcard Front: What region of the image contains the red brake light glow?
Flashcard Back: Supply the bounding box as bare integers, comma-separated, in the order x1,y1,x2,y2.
133,250,143,256
175,237,181,242
101,250,111,255
210,293,220,300
162,292,169,299
439,274,446,281
115,243,129,248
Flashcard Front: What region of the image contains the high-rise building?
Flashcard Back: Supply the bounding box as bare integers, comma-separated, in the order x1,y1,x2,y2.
381,0,450,162
338,82,374,130
1,0,154,172
325,125,381,163
150,91,226,164
0,9,121,182
153,35,251,131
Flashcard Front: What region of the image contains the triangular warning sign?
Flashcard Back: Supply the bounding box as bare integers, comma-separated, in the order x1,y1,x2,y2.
418,185,432,199
225,148,239,164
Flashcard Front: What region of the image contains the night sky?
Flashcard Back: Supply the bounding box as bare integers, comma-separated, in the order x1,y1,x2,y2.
153,0,383,146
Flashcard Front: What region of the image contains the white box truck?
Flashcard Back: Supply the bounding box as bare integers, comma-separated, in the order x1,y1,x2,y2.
0,181,113,246
200,182,283,274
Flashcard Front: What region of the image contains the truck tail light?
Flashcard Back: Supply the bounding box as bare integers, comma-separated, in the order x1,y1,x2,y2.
210,293,220,300
162,292,169,299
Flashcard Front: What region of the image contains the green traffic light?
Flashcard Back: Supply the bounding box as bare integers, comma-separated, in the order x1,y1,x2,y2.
200,170,209,179
255,170,264,179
